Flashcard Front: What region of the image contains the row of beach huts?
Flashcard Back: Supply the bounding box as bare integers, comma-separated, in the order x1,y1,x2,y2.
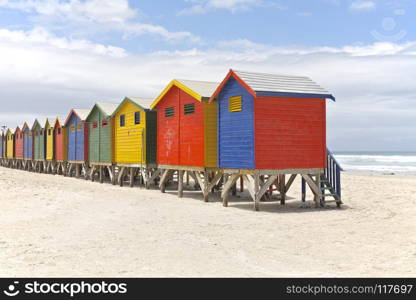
0,69,342,210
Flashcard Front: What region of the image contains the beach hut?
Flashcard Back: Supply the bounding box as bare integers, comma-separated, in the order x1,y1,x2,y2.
44,117,57,173
53,116,67,175
86,102,118,183
32,119,47,172
112,97,158,187
22,122,34,171
64,109,90,178
209,69,341,209
5,129,14,167
14,126,24,168
150,79,219,199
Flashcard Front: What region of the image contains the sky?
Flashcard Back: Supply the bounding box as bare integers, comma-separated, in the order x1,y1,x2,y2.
0,0,415,151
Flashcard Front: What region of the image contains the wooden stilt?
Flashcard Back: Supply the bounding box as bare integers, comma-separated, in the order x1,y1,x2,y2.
279,174,286,205
301,174,322,208
90,166,96,182
178,170,184,198
203,172,209,202
129,167,134,187
75,164,80,178
118,167,126,187
159,169,173,193
111,165,116,185
240,176,244,192
221,174,239,207
99,166,104,184
253,174,260,211
301,177,306,202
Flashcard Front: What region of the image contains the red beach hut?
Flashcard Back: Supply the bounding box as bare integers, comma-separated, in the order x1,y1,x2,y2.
14,126,24,160
150,79,219,168
209,69,341,210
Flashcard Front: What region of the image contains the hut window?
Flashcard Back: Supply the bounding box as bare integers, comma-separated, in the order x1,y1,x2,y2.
229,96,242,112
58,128,61,135
77,123,83,131
134,112,141,124
48,129,51,136
165,107,174,118
40,129,43,136
120,115,126,127
70,125,75,132
92,121,98,129
184,103,195,115
102,120,108,128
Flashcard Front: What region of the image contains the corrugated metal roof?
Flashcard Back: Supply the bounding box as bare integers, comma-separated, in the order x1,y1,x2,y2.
96,102,119,116
125,97,154,109
176,79,219,99
233,70,334,99
73,109,91,121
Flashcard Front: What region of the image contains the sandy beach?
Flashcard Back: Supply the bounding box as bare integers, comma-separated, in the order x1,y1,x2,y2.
0,166,415,277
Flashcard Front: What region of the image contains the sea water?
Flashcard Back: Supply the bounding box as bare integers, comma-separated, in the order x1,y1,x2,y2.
333,151,416,175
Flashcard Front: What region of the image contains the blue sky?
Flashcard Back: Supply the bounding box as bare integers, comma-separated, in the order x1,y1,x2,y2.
0,0,415,151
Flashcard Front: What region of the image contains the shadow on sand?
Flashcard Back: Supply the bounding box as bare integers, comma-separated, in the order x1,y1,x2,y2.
163,185,349,214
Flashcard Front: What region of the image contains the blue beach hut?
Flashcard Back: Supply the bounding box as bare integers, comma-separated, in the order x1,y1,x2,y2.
23,121,33,160
64,109,90,162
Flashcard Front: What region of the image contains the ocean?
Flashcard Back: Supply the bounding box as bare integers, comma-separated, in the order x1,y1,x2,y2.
333,151,416,175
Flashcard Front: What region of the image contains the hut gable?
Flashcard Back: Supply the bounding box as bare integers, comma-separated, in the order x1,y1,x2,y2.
151,79,218,110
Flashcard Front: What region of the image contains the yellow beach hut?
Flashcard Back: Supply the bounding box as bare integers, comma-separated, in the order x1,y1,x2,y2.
6,128,14,160
112,97,157,188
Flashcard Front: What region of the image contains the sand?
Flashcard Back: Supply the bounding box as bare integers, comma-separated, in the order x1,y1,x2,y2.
0,166,415,277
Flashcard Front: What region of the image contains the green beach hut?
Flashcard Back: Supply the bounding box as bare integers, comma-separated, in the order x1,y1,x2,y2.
86,102,118,182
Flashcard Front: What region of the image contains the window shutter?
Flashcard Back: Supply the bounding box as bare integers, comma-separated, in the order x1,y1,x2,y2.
165,107,174,118
184,103,195,115
120,115,125,127
134,112,141,124
229,96,242,112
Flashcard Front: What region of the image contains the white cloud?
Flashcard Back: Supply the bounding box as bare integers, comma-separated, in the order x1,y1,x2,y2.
0,27,127,57
350,1,376,11
0,28,415,150
0,0,199,42
178,0,284,15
